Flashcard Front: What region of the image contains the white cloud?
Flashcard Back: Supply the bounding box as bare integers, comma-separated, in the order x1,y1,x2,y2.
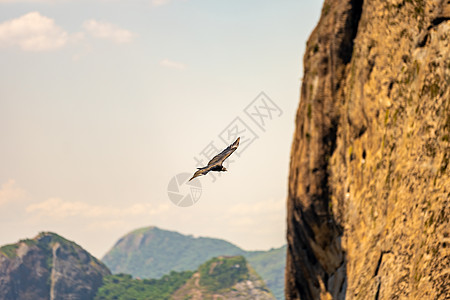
160,58,186,70
0,180,27,207
26,197,170,219
83,20,136,44
0,13,137,53
0,11,68,51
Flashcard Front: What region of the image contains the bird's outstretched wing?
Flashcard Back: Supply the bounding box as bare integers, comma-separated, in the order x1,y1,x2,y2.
206,137,240,167
189,167,211,181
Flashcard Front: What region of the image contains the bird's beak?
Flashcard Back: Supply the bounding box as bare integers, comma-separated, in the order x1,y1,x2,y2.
223,168,227,171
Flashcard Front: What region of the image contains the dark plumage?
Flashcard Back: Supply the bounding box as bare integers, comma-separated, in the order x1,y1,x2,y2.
189,137,240,181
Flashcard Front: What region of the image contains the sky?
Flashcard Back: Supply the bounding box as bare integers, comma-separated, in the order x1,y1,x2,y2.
0,0,323,258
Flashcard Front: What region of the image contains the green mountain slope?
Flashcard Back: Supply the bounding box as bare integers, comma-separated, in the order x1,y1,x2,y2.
172,256,275,299
96,256,275,300
102,226,245,278
102,226,286,299
95,271,194,300
246,245,287,300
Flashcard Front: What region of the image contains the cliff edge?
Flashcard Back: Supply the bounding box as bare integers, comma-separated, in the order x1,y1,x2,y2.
286,0,449,299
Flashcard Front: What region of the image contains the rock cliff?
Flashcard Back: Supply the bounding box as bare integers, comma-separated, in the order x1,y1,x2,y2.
286,0,449,299
0,232,111,300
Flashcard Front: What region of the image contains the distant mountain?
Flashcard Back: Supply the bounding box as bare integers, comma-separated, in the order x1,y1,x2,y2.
0,229,284,299
102,226,286,299
102,226,245,278
96,256,275,300
0,232,110,300
246,246,287,300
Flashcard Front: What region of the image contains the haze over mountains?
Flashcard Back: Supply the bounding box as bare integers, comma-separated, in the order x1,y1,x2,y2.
0,227,285,299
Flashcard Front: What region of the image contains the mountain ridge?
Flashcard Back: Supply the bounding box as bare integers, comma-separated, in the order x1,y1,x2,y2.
102,225,286,300
0,232,111,300
0,231,278,300
96,255,276,300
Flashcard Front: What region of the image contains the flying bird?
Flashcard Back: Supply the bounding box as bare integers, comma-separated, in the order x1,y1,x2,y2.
189,137,240,181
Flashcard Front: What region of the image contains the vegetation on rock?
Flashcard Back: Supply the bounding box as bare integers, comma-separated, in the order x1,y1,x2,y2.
198,256,248,292
94,271,193,300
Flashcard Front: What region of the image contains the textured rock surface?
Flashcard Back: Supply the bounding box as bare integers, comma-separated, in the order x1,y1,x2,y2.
171,256,275,300
0,232,111,300
286,0,449,299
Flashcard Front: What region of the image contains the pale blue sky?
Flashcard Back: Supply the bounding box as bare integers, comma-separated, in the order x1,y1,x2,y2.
0,0,323,257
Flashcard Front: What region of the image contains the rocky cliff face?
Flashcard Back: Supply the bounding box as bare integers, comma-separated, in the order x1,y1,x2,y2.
0,232,111,300
286,0,449,299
